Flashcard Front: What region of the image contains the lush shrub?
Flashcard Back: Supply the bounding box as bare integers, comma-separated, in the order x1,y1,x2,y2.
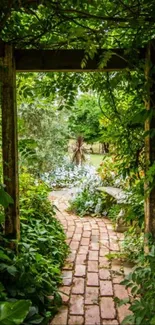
120,229,144,263
0,172,69,325
43,159,98,189
120,245,155,325
97,155,124,187
124,180,144,228
68,167,113,216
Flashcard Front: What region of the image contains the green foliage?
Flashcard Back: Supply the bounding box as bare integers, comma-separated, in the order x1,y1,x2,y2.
69,167,114,216
68,93,102,143
125,180,144,227
0,185,14,209
18,89,69,175
120,229,144,263
0,185,14,224
120,246,155,325
0,173,69,325
108,204,122,222
69,188,104,217
0,300,31,325
97,155,120,186
1,1,155,50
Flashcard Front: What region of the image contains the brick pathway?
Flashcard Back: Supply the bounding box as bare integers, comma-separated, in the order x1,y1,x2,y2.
49,190,132,325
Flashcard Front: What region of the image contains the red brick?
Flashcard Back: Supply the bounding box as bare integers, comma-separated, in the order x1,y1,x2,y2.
90,243,99,250
100,239,109,247
100,297,116,319
92,229,99,235
62,271,73,286
81,237,90,246
72,277,85,294
84,225,91,230
66,251,76,263
75,228,83,234
87,273,99,286
99,269,111,280
88,261,98,272
100,281,113,296
102,320,118,325
68,316,84,325
85,286,99,304
100,232,109,239
68,220,75,226
51,306,68,325
91,235,99,243
99,257,110,267
110,235,118,240
69,226,75,231
70,295,84,315
78,246,89,254
76,254,87,265
100,248,109,257
110,242,120,251
70,241,79,250
114,284,128,299
66,231,74,239
59,286,71,303
91,224,99,230
89,250,99,261
83,231,91,238
73,234,82,241
117,304,132,324
75,265,86,277
85,305,100,325
112,275,124,284
98,222,106,227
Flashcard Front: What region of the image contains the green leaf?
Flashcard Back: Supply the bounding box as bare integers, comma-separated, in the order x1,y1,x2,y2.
121,314,135,325
150,317,155,325
0,186,14,208
0,300,31,325
7,265,17,276
0,251,11,262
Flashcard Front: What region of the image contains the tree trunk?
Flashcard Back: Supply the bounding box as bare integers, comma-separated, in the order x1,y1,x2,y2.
1,41,20,241
144,41,155,242
101,142,109,154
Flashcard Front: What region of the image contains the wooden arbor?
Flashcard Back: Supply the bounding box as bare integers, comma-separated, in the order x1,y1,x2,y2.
0,40,155,240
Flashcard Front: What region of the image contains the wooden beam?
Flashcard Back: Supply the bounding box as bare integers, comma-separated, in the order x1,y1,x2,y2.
1,42,20,241
144,41,155,242
15,48,145,72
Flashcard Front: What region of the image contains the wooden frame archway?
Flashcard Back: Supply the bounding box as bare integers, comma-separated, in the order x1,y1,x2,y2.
0,40,154,240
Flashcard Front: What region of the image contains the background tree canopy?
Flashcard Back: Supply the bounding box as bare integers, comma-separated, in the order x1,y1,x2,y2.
0,0,155,51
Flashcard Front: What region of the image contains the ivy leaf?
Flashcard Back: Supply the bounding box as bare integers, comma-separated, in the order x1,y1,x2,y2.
0,300,31,325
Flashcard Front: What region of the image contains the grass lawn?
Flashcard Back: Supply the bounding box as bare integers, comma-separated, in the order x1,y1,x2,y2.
87,154,104,168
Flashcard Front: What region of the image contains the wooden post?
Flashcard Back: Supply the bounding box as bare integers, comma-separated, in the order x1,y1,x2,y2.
1,41,20,240
144,41,155,240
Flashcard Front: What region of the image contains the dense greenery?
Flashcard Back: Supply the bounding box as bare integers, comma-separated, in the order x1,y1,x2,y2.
1,0,155,50
68,93,102,143
1,1,155,324
17,74,69,175
0,173,68,324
